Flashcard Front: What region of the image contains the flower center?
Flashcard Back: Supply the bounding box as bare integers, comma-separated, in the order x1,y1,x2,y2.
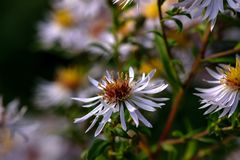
54,9,75,28
143,1,159,19
222,58,240,90
56,67,82,91
100,73,132,104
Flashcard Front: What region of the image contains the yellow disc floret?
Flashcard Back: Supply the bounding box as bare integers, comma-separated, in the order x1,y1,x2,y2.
56,67,82,91
54,9,75,28
223,56,240,89
143,1,159,19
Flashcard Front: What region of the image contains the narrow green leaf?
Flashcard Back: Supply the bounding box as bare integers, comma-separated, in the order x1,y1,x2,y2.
88,139,110,160
154,34,181,91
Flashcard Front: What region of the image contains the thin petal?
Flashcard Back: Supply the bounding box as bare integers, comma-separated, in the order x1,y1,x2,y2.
120,103,127,131
72,96,102,103
94,109,113,136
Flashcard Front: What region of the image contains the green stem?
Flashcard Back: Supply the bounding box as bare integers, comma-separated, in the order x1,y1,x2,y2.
153,24,211,158
157,0,173,59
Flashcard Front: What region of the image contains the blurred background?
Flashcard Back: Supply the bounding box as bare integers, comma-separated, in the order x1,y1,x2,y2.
0,0,240,160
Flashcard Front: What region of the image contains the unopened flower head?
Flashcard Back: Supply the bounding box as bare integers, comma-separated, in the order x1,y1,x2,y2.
195,55,240,118
175,0,240,30
73,67,168,136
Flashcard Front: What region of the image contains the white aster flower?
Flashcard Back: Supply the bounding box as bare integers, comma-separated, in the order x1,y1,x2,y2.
195,55,240,118
38,0,110,53
34,67,83,108
0,97,27,133
34,81,73,108
175,0,240,30
0,96,33,154
73,67,168,136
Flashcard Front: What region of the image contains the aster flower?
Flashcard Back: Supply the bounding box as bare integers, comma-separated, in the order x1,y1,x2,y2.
0,96,37,154
34,67,83,108
73,67,168,136
38,0,110,53
195,55,240,118
175,0,240,30
0,97,27,133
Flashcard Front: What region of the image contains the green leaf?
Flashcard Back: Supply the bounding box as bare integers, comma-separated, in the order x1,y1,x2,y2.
154,34,181,91
171,18,183,32
87,139,110,160
183,141,197,160
148,30,164,38
172,130,184,137
112,127,130,138
161,143,177,153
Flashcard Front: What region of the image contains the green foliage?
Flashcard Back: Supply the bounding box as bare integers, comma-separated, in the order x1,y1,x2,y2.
86,139,110,160
154,32,181,91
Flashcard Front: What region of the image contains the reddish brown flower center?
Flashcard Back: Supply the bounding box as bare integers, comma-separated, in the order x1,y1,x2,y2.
100,73,132,104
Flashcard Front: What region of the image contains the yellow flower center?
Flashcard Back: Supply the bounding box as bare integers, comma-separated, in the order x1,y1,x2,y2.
54,9,75,28
56,67,82,91
143,0,177,19
222,57,240,89
99,73,132,104
143,1,159,19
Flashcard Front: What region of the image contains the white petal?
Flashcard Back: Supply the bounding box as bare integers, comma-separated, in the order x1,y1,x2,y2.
88,76,100,88
219,107,231,118
134,77,150,92
135,110,152,128
206,68,222,80
120,103,127,131
228,93,239,117
124,101,139,126
124,100,136,112
204,105,218,115
138,84,168,94
199,103,211,109
132,95,160,108
94,109,113,136
142,95,169,102
72,96,102,103
74,104,103,123
82,101,100,108
85,116,99,133
129,67,134,83
129,99,156,112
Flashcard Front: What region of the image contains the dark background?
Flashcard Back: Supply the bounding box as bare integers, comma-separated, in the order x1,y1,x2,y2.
0,0,66,104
